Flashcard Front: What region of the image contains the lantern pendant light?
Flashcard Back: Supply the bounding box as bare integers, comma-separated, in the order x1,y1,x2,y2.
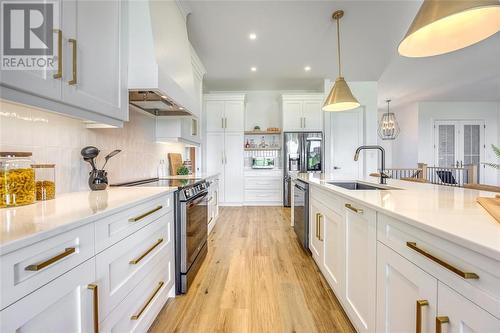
399,0,500,58
322,10,360,112
378,99,400,140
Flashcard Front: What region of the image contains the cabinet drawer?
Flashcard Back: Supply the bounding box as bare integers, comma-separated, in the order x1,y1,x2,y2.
0,223,94,310
96,210,174,321
95,193,173,253
378,214,500,318
244,177,281,190
310,186,342,215
100,252,174,333
244,189,281,202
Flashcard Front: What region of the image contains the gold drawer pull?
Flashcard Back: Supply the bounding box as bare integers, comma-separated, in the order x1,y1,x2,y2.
318,213,323,241
345,203,363,214
68,38,77,85
436,316,449,333
208,217,213,224
87,284,99,333
416,300,429,333
131,281,164,320
25,247,76,271
406,242,479,279
315,213,320,239
129,205,163,222
53,29,62,79
129,239,163,265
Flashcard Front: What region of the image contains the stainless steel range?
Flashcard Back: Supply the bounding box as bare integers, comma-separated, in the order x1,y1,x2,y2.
111,178,209,294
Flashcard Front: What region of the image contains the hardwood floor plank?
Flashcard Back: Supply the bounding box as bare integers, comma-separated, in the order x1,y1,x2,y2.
148,207,355,333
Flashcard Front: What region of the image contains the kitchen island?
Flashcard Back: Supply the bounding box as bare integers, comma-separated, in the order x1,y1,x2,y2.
295,173,500,333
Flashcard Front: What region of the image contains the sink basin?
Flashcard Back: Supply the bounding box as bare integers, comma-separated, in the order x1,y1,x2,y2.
327,181,388,190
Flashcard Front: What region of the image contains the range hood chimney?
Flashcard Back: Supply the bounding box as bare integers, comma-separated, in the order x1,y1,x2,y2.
128,0,198,117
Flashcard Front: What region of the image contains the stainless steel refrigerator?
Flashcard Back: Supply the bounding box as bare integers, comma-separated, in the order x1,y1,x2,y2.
283,131,323,207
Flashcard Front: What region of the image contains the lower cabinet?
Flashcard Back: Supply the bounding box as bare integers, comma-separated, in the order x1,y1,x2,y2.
0,258,97,333
309,198,324,263
376,242,438,333
208,177,220,234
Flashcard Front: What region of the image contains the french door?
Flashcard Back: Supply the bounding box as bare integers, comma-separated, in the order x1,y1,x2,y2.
434,120,484,183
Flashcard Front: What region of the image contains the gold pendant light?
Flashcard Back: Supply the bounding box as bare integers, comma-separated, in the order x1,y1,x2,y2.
322,10,360,112
399,0,500,57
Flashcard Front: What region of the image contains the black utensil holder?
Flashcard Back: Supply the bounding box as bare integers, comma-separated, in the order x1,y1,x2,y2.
88,169,108,191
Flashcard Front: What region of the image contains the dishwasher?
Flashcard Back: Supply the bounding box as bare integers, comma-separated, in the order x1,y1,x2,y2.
293,179,310,253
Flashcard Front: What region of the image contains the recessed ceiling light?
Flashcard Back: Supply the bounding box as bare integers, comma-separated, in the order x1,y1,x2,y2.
304,66,311,72
250,67,257,72
249,33,257,40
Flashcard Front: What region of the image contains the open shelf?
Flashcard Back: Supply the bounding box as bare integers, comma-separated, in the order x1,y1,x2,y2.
244,131,281,135
244,147,281,151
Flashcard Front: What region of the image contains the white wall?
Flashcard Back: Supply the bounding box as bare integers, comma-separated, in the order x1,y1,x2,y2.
0,100,186,194
244,91,282,131
390,102,419,168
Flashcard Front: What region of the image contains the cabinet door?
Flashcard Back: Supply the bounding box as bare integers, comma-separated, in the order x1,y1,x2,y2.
223,132,244,204
436,282,500,333
283,100,303,131
344,202,377,333
321,203,344,296
224,101,244,132
302,100,323,131
62,0,127,120
205,101,225,132
0,259,96,333
376,242,437,333
206,133,225,203
0,0,63,100
309,199,324,265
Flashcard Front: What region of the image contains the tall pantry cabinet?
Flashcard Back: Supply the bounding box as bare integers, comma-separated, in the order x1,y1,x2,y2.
204,94,245,205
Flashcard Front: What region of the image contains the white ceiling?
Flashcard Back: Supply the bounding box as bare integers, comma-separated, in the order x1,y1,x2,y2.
184,1,500,104
185,0,422,91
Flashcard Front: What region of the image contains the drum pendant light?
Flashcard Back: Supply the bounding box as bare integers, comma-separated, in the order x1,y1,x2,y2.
322,10,360,112
399,0,500,57
378,99,400,140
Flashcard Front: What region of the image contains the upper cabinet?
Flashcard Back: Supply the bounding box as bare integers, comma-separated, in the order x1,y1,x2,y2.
0,0,128,126
282,94,324,131
205,94,245,132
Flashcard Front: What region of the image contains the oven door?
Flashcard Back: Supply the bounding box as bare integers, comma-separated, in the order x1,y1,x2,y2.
181,191,208,272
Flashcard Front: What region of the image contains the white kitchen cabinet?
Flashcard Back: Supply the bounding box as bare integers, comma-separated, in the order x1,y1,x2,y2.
282,94,323,131
62,0,128,121
376,242,437,333
343,201,377,333
0,258,96,333
223,132,244,204
309,199,324,263
205,98,245,132
224,101,245,132
206,101,226,132
436,282,500,333
320,201,344,296
156,117,201,145
206,132,226,203
208,177,220,234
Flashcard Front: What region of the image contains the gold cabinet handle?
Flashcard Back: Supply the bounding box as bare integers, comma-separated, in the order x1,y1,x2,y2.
131,281,164,320
416,300,429,333
435,316,449,333
53,29,62,79
129,239,163,265
208,217,213,224
129,205,162,222
25,247,75,271
68,38,77,85
318,213,323,241
87,284,99,333
345,203,364,214
406,242,479,279
315,213,320,239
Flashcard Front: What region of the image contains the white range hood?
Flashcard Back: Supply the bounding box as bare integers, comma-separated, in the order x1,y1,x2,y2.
128,0,198,117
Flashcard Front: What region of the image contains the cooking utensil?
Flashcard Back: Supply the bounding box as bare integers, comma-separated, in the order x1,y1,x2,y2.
81,146,100,171
101,149,121,169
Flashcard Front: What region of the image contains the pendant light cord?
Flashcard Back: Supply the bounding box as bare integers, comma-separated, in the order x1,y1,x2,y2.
336,17,342,77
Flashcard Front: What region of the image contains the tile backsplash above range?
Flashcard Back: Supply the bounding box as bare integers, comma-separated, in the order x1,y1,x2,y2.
0,100,185,194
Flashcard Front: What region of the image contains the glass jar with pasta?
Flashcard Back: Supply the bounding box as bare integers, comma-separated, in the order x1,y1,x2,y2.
0,152,36,208
32,164,56,201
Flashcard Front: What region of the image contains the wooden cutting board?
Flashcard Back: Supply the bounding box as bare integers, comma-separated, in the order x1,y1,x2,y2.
168,153,182,176
477,195,500,223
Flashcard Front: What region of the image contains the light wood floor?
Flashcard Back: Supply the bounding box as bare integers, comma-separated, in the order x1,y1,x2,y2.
149,207,355,333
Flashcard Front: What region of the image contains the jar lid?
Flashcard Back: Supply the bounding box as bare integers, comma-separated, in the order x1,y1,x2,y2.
31,164,56,168
0,152,32,157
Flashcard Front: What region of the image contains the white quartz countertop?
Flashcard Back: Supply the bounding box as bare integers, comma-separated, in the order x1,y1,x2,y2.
0,187,176,254
296,173,500,261
160,173,220,180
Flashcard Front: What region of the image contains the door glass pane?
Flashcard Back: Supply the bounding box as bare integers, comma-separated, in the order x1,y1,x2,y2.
438,125,455,167
463,124,480,182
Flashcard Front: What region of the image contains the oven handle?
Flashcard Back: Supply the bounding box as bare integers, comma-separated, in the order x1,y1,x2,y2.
187,191,209,207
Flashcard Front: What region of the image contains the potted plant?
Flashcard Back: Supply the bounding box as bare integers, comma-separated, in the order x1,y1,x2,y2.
483,144,500,170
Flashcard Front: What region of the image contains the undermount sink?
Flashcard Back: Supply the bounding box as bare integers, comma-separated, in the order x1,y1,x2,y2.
327,181,389,191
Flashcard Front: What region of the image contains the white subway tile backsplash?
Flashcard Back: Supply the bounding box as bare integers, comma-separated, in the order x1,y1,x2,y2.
0,100,186,193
